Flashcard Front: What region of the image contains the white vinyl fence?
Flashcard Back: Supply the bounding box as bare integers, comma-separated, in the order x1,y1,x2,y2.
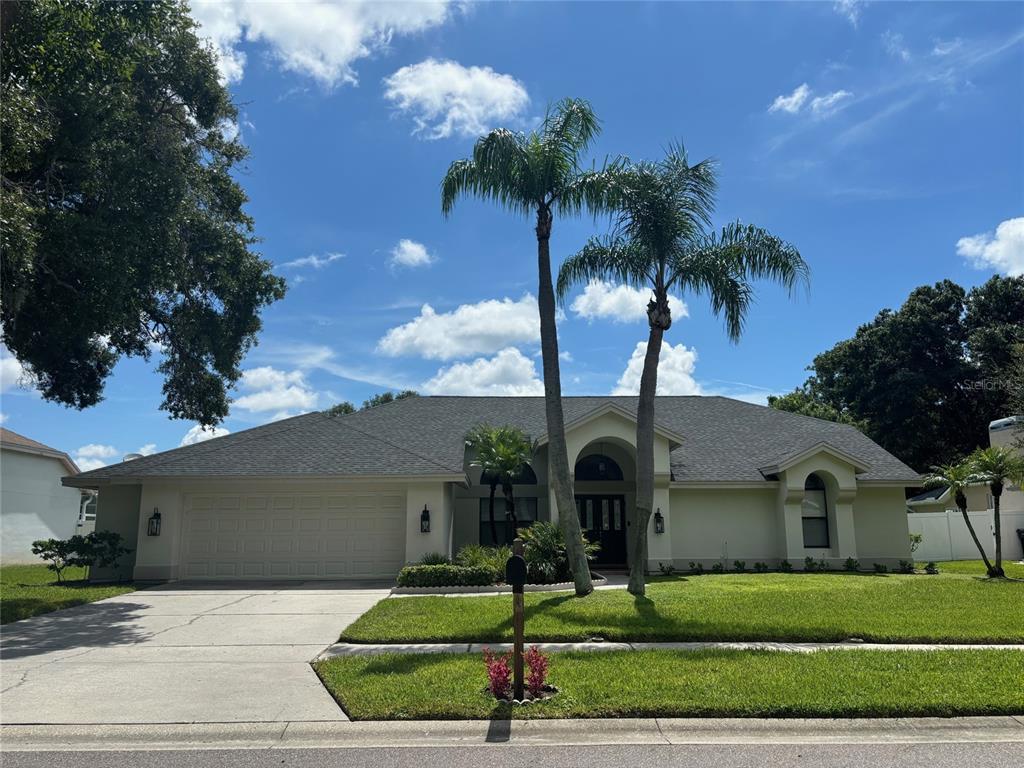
908,509,1024,563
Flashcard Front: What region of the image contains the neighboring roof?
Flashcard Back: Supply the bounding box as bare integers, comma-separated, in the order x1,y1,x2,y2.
907,486,950,505
65,396,920,487
1,427,79,474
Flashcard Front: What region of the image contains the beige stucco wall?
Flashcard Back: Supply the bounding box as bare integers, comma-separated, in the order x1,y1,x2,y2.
853,486,912,564
90,484,141,581
1,449,82,563
667,487,779,567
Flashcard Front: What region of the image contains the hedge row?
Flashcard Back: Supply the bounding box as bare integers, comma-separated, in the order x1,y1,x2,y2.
396,564,496,588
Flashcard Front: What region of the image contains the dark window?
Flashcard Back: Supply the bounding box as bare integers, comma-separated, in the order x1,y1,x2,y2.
479,498,538,545
575,454,624,482
801,473,830,548
479,463,537,486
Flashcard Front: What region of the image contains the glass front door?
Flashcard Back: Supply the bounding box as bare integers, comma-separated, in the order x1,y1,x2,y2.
575,495,628,567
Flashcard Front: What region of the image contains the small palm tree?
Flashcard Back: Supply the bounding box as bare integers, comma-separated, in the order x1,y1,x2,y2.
557,145,808,596
923,460,995,575
443,98,622,596
968,445,1024,578
466,425,535,546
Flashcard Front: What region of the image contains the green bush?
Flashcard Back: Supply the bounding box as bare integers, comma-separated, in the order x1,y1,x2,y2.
733,560,746,573
455,544,511,581
874,563,888,574
779,559,792,572
419,552,450,565
844,557,860,572
753,561,769,573
518,521,599,584
396,564,496,588
31,532,131,583
898,560,915,574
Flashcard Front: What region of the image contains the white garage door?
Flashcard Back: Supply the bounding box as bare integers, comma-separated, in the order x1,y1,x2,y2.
180,490,406,579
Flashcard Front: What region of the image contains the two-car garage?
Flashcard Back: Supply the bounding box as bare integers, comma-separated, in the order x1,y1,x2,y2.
179,490,407,580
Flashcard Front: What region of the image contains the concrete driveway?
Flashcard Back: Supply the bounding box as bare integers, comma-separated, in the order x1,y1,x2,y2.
0,581,391,724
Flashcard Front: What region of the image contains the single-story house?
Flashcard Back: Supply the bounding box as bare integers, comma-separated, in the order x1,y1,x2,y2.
65,396,921,581
2,428,93,563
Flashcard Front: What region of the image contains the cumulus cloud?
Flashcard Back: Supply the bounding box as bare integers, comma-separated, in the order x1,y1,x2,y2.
378,295,540,360
389,239,435,269
423,348,543,396
137,443,158,456
279,252,344,270
233,366,319,415
957,217,1024,277
74,444,119,472
383,58,530,139
180,424,231,447
570,280,688,324
189,0,453,87
612,341,701,396
0,348,29,394
768,84,810,114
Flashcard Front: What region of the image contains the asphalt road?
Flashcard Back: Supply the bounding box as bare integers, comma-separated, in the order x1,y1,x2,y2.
5,743,1024,768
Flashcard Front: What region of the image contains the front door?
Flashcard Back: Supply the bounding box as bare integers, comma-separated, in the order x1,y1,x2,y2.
575,495,628,567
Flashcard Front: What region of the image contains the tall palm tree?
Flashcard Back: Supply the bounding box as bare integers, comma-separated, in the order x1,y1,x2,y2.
466,425,535,546
557,146,808,596
968,445,1024,578
442,98,621,595
923,459,994,575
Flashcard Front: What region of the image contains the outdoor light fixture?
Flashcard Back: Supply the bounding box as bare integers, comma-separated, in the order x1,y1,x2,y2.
653,508,665,534
420,504,430,533
147,508,162,537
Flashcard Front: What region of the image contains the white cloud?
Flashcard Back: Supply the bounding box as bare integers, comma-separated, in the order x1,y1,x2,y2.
73,444,119,472
833,0,862,28
180,424,230,447
809,89,854,118
570,280,688,324
423,348,543,396
378,295,540,360
189,1,453,87
883,30,912,62
1,344,31,394
389,239,435,269
0,413,7,424
932,38,963,56
957,217,1024,277
383,58,530,139
280,252,344,270
137,443,157,456
768,83,810,114
612,341,701,396
233,366,319,415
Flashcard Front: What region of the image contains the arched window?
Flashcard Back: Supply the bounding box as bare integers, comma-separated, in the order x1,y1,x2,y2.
575,454,624,482
802,473,830,548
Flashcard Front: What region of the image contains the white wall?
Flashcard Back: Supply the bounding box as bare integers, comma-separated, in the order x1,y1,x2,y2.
852,486,912,563
909,509,1024,562
668,487,779,566
1,449,82,563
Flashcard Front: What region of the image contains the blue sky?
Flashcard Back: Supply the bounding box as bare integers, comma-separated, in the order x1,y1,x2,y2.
2,0,1022,470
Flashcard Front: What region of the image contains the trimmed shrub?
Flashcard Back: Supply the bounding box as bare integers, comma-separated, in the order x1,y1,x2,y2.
711,562,725,574
874,563,888,574
844,557,860,572
733,560,746,573
753,561,769,573
779,559,793,572
419,552,450,566
396,564,495,588
455,544,511,582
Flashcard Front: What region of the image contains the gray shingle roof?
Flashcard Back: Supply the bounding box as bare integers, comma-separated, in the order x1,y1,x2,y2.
68,396,920,485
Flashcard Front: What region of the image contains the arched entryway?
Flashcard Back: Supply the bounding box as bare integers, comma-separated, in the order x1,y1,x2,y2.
573,441,635,568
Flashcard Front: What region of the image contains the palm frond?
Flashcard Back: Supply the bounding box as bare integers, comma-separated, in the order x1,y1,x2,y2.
441,129,533,218
687,221,809,296
556,236,652,304
541,97,601,162
556,157,629,218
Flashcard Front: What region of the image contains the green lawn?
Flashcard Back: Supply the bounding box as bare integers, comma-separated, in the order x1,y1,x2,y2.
341,573,1024,644
0,564,135,624
315,648,1024,720
929,560,1024,579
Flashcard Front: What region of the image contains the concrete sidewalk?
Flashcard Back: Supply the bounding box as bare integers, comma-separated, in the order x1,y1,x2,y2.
3,716,1022,752
317,640,1024,659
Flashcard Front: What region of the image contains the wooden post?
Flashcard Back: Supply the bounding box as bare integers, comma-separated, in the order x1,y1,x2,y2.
511,538,526,701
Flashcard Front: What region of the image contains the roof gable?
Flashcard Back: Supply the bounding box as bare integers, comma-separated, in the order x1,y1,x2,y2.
536,402,685,449
758,441,873,477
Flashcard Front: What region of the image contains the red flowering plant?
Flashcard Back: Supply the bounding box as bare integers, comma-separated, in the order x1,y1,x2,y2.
482,647,512,699
524,645,550,698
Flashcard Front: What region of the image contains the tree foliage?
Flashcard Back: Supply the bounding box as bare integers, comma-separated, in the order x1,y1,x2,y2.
465,424,534,546
767,388,866,430
361,390,419,410
1,1,284,425
773,277,1024,471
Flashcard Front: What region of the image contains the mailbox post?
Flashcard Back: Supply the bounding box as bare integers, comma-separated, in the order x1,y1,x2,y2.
504,538,528,701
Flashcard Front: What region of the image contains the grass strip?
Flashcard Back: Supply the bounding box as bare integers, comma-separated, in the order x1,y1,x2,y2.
0,564,135,624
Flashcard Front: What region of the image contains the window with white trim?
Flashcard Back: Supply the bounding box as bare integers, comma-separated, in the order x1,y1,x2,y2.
801,473,830,548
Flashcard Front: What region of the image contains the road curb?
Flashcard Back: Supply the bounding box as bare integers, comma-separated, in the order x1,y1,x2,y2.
3,716,1022,752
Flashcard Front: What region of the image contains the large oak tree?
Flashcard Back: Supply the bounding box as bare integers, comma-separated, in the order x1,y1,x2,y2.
1,0,284,425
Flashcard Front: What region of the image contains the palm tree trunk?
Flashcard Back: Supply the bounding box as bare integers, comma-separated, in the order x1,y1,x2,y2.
503,481,518,532
957,493,994,574
992,484,1005,577
629,322,663,596
536,206,592,596
488,482,498,546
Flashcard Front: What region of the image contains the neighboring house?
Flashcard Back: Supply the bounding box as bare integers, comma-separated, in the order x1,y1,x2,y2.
65,396,921,581
1,428,90,564
907,415,1024,562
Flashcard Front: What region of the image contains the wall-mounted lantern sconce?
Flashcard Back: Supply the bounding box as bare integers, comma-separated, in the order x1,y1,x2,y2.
420,504,431,533
147,508,162,537
653,508,665,535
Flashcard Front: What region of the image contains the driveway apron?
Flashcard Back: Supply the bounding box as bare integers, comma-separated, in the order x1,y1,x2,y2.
0,581,391,724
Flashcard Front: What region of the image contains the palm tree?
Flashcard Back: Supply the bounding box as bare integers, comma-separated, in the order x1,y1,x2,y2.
442,98,621,595
557,146,808,596
923,460,995,575
968,446,1024,578
466,425,535,546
